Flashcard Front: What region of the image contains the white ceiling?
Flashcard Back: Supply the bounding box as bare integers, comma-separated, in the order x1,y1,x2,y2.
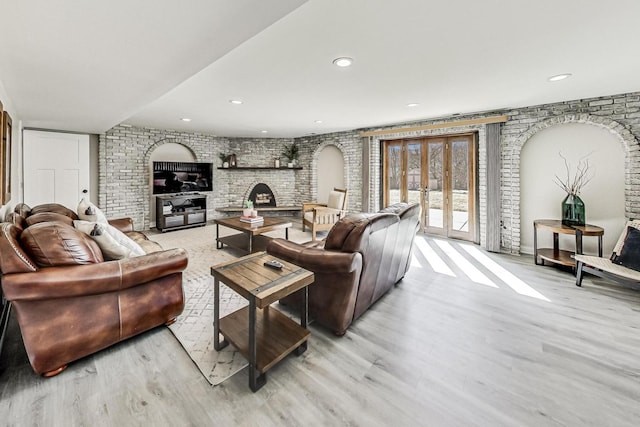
2,0,640,138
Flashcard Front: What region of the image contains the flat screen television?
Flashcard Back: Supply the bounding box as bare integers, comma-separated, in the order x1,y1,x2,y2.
153,161,213,194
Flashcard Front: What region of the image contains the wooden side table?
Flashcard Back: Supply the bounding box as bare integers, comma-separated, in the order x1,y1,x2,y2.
533,219,604,267
211,251,314,392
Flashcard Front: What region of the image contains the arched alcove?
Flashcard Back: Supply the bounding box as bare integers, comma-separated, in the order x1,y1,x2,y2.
507,114,638,254
317,145,345,202
145,139,197,229
310,141,349,208
520,123,625,255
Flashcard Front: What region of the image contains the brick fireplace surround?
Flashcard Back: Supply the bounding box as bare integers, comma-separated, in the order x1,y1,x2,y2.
100,91,640,255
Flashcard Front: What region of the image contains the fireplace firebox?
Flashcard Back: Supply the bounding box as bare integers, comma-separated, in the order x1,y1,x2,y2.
247,183,276,207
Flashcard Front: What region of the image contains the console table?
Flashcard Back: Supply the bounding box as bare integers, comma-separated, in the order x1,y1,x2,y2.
533,219,604,267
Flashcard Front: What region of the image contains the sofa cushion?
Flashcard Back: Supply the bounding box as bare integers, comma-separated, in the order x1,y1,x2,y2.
74,220,145,260
25,212,75,228
77,199,108,223
20,222,104,267
30,203,78,220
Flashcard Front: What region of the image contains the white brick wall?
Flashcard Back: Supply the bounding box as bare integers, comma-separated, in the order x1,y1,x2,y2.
100,92,640,254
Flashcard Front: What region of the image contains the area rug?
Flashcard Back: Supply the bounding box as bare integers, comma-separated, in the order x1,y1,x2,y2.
147,220,310,385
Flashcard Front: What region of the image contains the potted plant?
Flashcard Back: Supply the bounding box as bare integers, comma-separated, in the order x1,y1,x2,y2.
281,143,299,167
218,153,229,168
243,200,254,217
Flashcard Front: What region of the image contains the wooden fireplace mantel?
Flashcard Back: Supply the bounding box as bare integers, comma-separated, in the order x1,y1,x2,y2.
216,206,302,213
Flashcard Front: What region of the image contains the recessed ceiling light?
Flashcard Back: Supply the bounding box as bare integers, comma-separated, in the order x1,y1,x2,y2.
180,118,191,122
314,120,323,124
229,99,243,105
332,57,353,67
261,130,268,134
406,103,419,108
548,73,572,82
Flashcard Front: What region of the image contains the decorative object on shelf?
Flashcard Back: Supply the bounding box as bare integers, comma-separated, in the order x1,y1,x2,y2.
243,200,254,217
274,158,280,168
228,153,237,168
218,153,229,168
281,143,299,168
554,152,592,226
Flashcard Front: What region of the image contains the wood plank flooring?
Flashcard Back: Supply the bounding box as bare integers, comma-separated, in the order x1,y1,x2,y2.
1,235,639,426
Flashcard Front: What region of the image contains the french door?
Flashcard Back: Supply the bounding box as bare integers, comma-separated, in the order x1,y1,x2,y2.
383,133,477,241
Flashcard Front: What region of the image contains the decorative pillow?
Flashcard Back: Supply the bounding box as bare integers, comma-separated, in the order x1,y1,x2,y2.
611,226,640,271
327,191,345,210
610,219,640,260
20,222,104,267
77,198,107,223
74,220,145,260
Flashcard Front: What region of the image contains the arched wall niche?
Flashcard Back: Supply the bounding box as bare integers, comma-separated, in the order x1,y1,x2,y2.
143,138,200,229
309,141,350,209
506,114,639,254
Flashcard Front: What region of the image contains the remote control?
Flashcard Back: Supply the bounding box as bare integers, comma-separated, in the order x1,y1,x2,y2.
264,260,284,269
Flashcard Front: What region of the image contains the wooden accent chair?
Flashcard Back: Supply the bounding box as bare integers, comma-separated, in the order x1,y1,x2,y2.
302,188,348,240
575,220,640,289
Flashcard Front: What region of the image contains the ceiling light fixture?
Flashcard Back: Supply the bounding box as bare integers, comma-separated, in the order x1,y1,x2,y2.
180,118,192,122
315,120,323,124
332,57,353,67
261,130,268,134
406,103,419,108
548,73,572,82
229,99,243,104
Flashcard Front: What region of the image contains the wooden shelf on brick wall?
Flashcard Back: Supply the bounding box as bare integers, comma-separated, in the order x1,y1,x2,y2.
217,167,302,170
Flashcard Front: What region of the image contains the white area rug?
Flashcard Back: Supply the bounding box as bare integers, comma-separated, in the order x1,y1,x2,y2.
147,220,311,385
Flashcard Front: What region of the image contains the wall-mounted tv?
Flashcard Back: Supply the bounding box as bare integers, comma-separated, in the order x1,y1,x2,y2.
153,161,213,194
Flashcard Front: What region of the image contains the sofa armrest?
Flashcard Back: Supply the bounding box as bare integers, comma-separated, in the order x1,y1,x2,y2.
2,248,188,302
267,238,360,273
108,217,134,233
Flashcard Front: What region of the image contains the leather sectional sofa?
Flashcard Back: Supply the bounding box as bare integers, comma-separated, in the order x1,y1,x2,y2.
267,202,420,335
0,203,187,377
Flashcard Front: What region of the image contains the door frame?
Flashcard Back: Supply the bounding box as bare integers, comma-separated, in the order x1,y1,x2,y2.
382,132,478,242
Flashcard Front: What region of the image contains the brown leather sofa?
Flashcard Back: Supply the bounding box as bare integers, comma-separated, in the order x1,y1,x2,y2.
267,202,420,335
0,203,187,377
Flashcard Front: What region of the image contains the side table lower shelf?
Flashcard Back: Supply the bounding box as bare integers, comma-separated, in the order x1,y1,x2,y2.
220,306,309,373
536,248,575,267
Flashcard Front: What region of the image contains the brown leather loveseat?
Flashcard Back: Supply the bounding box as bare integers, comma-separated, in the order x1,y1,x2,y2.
0,203,187,377
267,202,420,335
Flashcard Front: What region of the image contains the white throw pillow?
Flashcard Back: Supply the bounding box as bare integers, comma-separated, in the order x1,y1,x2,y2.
327,191,345,210
77,198,108,224
73,220,145,260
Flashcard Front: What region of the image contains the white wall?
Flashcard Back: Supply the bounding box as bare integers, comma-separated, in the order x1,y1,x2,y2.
148,142,195,227
520,123,625,256
317,144,344,203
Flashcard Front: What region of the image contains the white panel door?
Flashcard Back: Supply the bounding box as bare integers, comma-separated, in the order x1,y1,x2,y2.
23,130,90,210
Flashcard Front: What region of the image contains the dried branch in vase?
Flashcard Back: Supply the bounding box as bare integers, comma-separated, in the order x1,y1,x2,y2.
553,152,593,195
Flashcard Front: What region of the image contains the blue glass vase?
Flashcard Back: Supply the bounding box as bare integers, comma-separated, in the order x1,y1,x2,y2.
561,193,585,226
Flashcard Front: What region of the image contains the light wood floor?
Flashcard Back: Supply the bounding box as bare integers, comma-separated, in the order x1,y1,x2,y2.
1,234,639,426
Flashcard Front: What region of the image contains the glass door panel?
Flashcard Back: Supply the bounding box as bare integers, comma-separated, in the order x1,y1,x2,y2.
407,142,422,206
426,141,444,232
450,138,469,233
386,143,402,205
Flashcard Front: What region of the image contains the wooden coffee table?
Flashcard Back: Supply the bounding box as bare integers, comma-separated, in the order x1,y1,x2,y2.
214,216,292,254
211,252,314,392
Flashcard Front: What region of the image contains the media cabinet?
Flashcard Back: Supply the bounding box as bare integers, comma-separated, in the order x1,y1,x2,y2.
156,193,207,232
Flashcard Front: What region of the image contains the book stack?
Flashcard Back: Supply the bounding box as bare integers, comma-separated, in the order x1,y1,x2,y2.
240,215,264,224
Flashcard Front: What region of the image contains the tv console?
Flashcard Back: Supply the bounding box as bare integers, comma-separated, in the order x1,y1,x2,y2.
156,193,207,232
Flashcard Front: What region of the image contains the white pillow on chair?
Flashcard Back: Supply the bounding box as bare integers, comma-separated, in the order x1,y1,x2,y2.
73,220,145,260
327,191,345,210
77,198,108,223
